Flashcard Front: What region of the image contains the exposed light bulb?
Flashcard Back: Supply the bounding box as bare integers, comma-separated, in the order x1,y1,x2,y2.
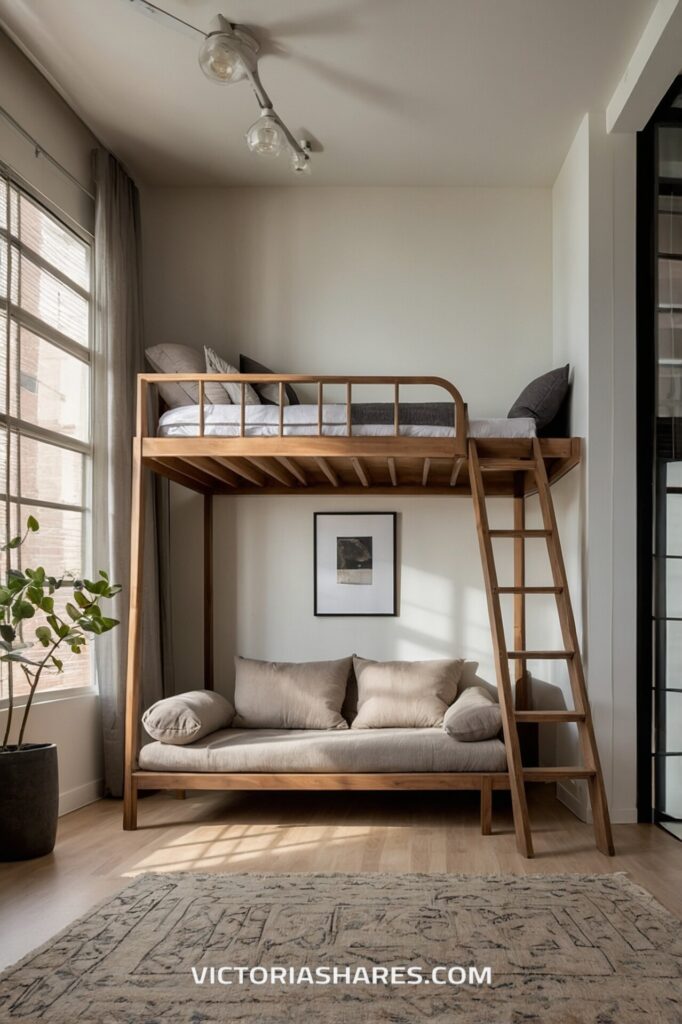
198,33,247,83
290,150,311,175
245,112,284,157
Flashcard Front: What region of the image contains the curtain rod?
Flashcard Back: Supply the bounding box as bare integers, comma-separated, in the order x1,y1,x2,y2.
0,104,95,201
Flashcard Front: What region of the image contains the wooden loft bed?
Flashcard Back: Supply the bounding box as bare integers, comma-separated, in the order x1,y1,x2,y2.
124,373,613,860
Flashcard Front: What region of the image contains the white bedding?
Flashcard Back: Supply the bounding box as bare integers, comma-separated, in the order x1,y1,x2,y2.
157,404,537,439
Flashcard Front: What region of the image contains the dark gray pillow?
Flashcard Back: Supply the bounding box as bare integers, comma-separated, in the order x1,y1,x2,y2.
239,354,300,405
508,365,570,431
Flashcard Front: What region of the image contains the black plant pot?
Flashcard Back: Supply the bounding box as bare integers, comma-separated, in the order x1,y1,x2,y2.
0,743,58,861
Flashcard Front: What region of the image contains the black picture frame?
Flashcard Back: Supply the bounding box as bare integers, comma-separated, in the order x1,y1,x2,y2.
314,512,398,616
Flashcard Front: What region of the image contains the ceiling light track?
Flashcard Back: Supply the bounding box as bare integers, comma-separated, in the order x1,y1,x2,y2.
127,2,313,174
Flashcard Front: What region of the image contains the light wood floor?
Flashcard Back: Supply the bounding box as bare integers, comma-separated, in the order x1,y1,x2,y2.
0,786,680,970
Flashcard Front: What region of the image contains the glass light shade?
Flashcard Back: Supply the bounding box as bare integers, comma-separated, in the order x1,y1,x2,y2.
245,114,284,157
198,33,246,83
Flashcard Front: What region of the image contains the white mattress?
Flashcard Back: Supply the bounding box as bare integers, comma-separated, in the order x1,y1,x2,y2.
157,404,536,439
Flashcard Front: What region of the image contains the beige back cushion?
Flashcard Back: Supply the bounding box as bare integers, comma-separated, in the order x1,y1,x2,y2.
442,685,502,741
233,657,352,730
204,347,260,406
142,690,235,746
352,656,463,729
145,344,230,407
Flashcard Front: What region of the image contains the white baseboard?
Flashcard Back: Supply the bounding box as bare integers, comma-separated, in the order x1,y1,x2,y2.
557,782,637,824
58,778,103,816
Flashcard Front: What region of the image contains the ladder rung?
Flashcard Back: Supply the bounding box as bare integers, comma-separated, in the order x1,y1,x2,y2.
515,711,585,723
496,586,563,594
508,650,575,659
489,529,551,538
480,459,536,471
523,767,596,781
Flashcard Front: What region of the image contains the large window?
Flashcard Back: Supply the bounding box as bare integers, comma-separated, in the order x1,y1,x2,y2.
0,171,92,698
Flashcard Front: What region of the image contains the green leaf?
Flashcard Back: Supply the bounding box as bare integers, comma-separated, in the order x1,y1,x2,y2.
74,590,89,609
100,617,119,631
98,569,109,582
12,600,34,621
40,596,54,614
0,588,12,605
26,515,39,532
35,625,51,647
2,535,21,551
65,602,80,621
70,644,81,654
0,624,15,643
26,586,43,604
51,656,63,672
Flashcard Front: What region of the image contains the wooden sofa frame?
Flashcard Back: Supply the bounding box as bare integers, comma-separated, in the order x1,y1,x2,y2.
123,372,610,859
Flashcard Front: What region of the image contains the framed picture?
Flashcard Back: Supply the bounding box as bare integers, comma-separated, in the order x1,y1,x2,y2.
314,512,397,616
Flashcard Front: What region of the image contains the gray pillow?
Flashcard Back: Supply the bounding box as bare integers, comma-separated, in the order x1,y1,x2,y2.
442,686,502,741
204,347,260,406
508,364,569,431
240,353,300,406
352,656,463,729
232,656,351,730
145,344,230,408
142,690,235,745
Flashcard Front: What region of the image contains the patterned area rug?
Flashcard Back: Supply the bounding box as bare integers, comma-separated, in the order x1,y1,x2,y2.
0,872,680,1023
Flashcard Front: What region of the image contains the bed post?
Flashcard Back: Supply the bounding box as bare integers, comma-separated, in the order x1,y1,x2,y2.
204,493,214,691
123,376,148,830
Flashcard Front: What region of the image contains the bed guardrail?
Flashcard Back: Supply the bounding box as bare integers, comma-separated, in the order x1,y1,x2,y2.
136,373,468,455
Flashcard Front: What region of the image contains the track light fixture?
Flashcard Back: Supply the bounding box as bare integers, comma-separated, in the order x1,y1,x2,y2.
198,14,312,174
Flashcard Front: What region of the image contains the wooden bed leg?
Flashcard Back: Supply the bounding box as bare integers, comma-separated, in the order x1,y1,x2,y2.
204,494,214,691
174,789,186,800
480,778,492,835
123,385,148,832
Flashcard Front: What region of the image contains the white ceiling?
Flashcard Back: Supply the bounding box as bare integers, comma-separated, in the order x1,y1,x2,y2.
0,0,658,187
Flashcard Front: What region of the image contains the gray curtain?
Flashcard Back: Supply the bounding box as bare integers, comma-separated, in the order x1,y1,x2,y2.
92,149,172,797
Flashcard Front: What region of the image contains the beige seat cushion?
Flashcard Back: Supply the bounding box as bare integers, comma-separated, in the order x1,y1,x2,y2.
232,656,351,730
352,656,463,729
145,344,230,407
443,685,502,741
142,690,235,746
139,727,507,773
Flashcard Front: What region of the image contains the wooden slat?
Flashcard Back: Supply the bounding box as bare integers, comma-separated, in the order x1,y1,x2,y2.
468,439,533,858
450,457,464,487
497,586,562,594
134,770,511,791
388,457,398,487
489,529,550,538
318,382,323,435
351,457,370,487
346,382,352,437
149,457,213,492
145,458,212,493
394,383,399,435
247,456,297,486
144,436,467,460
277,456,307,485
515,711,585,723
523,767,596,782
480,459,535,471
199,380,205,437
212,456,265,487
422,458,431,486
183,456,239,487
279,383,284,435
316,457,339,487
508,650,575,659
239,383,245,437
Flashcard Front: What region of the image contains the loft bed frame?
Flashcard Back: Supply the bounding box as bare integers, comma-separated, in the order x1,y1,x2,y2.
124,373,613,859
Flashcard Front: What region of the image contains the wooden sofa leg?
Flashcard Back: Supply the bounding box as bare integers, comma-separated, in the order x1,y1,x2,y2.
480,778,492,836
123,777,138,831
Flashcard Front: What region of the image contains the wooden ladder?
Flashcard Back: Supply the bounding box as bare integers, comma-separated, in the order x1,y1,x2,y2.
468,437,614,858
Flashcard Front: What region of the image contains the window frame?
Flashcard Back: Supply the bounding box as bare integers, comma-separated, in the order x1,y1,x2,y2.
0,161,95,708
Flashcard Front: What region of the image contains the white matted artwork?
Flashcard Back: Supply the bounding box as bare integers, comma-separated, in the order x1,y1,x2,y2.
314,512,397,616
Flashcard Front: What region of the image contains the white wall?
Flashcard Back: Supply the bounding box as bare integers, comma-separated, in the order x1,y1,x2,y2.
551,114,638,824
0,32,102,814
142,186,555,697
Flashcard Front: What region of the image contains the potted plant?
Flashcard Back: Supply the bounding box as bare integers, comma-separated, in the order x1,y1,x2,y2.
0,516,120,861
